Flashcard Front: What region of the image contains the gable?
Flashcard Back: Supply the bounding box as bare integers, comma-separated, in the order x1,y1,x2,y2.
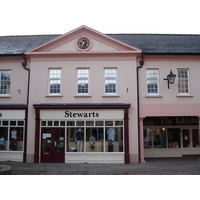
26,26,141,54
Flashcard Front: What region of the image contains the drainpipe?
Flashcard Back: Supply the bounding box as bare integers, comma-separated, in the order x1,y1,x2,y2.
22,54,30,105
21,54,30,162
136,52,144,163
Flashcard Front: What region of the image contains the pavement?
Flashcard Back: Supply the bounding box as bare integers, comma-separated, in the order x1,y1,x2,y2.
1,156,200,175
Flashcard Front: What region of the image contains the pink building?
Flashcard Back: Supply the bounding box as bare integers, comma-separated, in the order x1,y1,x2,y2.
0,26,200,163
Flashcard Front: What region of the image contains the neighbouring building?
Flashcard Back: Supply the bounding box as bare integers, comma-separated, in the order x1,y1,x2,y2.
0,26,200,163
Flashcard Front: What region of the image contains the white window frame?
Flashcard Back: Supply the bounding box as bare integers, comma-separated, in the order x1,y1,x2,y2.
146,69,159,95
48,69,61,95
0,70,11,96
178,69,190,95
77,69,89,95
104,68,117,95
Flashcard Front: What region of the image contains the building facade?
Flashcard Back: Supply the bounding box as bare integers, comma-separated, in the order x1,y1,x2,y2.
0,26,200,163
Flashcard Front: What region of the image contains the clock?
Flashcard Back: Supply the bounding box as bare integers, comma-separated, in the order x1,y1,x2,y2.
77,37,90,50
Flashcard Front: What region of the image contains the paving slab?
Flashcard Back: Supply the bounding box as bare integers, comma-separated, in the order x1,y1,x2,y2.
0,156,200,175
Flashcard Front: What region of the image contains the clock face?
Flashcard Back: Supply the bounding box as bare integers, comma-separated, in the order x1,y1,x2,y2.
77,37,90,50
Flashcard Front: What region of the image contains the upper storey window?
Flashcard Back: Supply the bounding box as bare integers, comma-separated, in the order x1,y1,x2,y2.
0,71,11,96
49,69,61,95
178,69,190,95
77,69,89,94
146,69,159,95
104,69,117,94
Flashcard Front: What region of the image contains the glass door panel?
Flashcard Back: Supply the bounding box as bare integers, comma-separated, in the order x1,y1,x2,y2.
182,129,190,148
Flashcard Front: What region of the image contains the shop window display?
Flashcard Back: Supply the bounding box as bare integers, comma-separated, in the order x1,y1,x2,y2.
168,128,180,148
66,120,123,153
144,128,166,148
192,129,200,147
0,121,24,151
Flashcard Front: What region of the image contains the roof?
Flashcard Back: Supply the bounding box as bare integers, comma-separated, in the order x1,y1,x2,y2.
1,33,200,55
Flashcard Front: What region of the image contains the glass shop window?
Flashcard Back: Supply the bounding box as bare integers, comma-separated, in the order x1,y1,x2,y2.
192,129,200,147
144,128,166,148
0,121,24,151
66,120,124,153
168,128,181,148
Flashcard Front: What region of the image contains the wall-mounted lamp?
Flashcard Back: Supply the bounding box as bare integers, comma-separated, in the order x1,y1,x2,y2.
164,70,176,89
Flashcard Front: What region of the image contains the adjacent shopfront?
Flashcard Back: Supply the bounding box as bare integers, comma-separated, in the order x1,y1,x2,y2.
143,116,200,157
0,107,27,161
33,104,130,163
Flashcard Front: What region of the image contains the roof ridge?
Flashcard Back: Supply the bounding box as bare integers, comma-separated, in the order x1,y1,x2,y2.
106,33,200,36
0,34,61,38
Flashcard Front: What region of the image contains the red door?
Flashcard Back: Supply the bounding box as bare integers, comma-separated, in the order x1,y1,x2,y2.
41,128,65,163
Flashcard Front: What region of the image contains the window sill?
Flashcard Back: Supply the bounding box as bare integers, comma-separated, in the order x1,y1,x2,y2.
46,95,63,97
145,95,163,98
0,95,11,98
177,95,193,97
102,95,120,97
74,95,92,98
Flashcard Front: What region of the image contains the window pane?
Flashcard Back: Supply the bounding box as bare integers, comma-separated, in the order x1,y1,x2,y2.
49,69,61,94
0,127,8,151
178,69,189,94
96,121,104,126
104,69,117,94
66,128,84,152
168,128,180,148
192,129,200,147
86,128,104,152
9,128,24,151
144,128,152,148
67,121,75,126
77,69,89,94
0,71,11,95
105,127,123,152
146,70,159,94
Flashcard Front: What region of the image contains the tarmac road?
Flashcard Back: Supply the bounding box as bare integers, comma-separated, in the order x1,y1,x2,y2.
1,156,200,175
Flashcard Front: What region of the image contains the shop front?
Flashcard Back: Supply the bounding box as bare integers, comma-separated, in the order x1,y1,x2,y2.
143,116,200,157
0,106,27,162
33,104,130,163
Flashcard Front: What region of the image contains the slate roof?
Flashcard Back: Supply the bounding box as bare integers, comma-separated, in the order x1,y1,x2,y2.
1,33,200,55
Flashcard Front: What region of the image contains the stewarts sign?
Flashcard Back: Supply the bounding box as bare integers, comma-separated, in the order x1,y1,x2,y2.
40,109,124,120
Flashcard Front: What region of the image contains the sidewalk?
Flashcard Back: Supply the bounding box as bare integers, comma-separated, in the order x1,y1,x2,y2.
1,156,200,175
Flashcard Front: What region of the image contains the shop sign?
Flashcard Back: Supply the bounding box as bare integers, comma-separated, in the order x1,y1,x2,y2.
144,117,199,126
64,111,99,118
0,110,25,119
40,109,124,120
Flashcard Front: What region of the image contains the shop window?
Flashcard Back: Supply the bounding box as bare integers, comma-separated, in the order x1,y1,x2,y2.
168,128,180,148
178,69,190,95
66,120,124,153
144,128,166,148
77,69,89,94
0,121,24,151
49,69,61,95
9,128,24,151
146,69,159,95
0,127,8,151
104,68,117,94
192,129,200,147
0,70,11,95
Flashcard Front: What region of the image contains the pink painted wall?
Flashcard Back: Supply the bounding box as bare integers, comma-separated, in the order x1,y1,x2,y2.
139,56,200,118
0,58,28,104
